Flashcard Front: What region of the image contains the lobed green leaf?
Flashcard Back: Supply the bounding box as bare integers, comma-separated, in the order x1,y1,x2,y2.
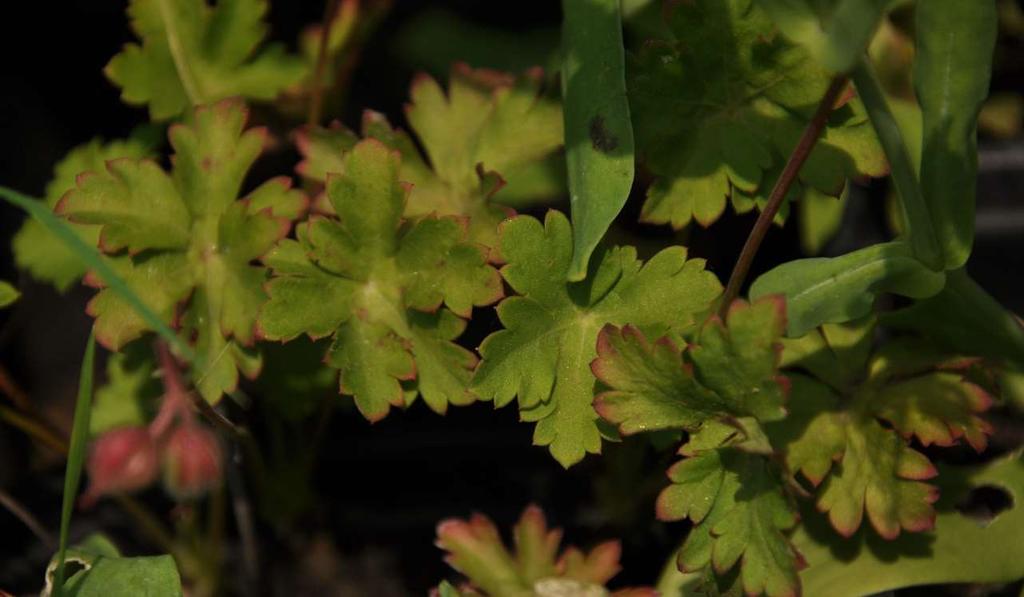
260,139,501,420
472,210,721,467
296,66,564,250
106,0,306,119
12,139,152,291
796,451,1024,595
628,0,885,232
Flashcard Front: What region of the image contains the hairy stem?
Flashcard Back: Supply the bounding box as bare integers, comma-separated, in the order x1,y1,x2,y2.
155,340,268,489
719,76,849,317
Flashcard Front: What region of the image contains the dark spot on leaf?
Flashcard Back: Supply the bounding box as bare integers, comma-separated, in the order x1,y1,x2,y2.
589,115,618,153
955,484,1014,525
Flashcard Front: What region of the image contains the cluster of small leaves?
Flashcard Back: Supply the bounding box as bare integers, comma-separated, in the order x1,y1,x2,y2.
592,300,995,596
258,138,502,420
6,1,1013,595
593,298,801,596
628,0,886,249
767,317,993,539
295,64,565,250
56,99,305,402
434,504,655,597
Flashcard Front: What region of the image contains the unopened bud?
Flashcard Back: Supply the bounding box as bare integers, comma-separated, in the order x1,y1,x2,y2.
162,423,223,499
82,426,159,506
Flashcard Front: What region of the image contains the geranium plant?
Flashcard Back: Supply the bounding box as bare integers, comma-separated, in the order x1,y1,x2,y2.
2,0,1023,596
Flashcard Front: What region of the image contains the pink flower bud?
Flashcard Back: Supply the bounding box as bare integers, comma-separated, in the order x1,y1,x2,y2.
162,423,223,499
82,426,160,506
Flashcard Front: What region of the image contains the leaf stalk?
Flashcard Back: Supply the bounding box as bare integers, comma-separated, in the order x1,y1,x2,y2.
719,75,849,317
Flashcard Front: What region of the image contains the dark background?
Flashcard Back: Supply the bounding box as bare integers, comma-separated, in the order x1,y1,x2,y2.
1,1,1023,595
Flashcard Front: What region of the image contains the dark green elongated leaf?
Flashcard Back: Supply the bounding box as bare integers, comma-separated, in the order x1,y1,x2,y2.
562,0,635,281
53,333,97,596
0,186,194,361
915,0,997,269
795,451,1024,596
749,241,945,337
882,268,1024,367
851,63,943,271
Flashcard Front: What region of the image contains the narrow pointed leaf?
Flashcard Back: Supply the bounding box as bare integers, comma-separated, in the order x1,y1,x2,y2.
750,241,945,337
882,268,1024,367
561,0,635,281
851,62,943,270
54,333,97,595
914,0,997,269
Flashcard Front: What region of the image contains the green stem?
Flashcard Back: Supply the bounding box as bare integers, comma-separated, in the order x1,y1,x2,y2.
157,0,204,106
850,60,942,271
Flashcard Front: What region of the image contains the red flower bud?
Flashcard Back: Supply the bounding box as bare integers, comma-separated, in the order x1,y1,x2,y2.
82,426,159,506
162,423,223,499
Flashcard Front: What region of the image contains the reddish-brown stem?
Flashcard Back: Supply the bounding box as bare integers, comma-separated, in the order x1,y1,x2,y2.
307,0,342,128
154,341,245,442
718,75,849,318
152,341,193,438
0,364,32,412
